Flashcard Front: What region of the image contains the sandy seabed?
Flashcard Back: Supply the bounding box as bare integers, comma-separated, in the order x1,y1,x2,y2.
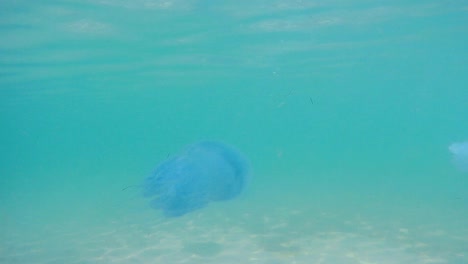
1,194,467,264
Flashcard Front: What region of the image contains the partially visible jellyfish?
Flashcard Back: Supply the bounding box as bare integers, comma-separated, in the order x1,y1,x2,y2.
449,141,468,172
143,141,250,217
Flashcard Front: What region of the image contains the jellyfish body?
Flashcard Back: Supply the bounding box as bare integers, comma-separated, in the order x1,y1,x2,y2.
449,141,468,172
143,141,250,217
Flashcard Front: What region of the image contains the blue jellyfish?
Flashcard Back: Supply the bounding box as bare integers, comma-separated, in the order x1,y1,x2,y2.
449,141,468,172
143,141,250,217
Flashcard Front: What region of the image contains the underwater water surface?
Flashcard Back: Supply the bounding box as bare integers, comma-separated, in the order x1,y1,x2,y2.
1,0,467,263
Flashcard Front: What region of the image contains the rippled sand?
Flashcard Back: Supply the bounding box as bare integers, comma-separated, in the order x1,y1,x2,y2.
2,195,466,264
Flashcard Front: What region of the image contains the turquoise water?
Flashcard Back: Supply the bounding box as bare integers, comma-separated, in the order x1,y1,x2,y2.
1,1,467,263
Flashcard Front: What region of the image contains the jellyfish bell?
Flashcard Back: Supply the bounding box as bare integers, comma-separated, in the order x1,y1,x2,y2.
449,141,468,172
143,141,250,217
